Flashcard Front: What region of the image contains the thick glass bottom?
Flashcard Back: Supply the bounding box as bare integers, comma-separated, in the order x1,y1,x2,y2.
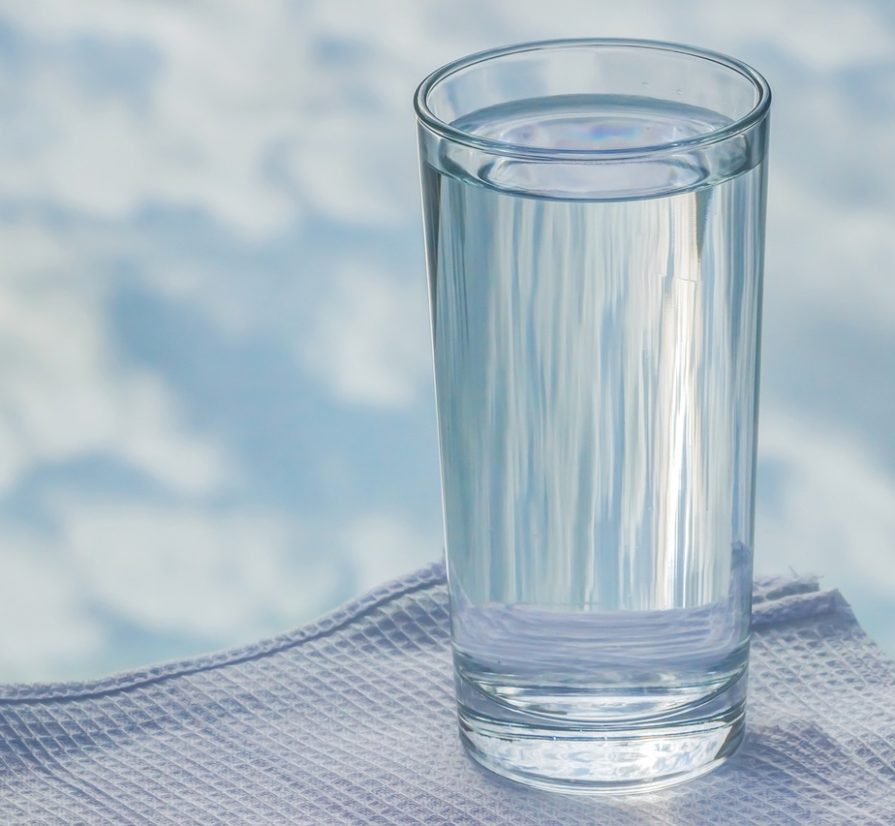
457,670,746,794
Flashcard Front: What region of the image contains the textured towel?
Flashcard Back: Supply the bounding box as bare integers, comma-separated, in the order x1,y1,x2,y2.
1,565,894,824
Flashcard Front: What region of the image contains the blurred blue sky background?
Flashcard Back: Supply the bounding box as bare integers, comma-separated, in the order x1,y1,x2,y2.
0,0,893,681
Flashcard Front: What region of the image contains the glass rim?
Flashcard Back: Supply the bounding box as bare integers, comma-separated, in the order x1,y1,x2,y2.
414,38,772,162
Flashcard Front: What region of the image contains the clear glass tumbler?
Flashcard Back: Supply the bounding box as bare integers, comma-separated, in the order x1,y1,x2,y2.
415,39,770,793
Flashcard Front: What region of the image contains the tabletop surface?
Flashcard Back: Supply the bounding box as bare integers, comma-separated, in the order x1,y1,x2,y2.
2,564,893,825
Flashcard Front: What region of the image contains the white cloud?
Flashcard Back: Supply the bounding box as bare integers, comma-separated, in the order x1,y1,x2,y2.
0,221,233,495
0,496,437,679
495,0,894,74
284,114,411,227
4,1,303,239
298,264,432,408
146,260,257,337
767,172,895,334
756,410,895,598
59,499,341,640
0,540,104,681
1,0,456,238
342,512,440,593
693,0,895,72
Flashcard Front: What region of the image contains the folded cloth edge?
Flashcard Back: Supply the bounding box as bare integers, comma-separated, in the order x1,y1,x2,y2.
0,564,851,705
0,562,446,704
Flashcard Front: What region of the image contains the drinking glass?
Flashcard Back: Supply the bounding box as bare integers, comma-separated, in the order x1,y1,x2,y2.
415,39,770,793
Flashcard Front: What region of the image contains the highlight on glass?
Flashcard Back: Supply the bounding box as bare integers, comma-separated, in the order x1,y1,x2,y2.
415,39,770,793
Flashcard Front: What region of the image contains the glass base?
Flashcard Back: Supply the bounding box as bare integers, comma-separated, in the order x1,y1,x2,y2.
457,676,746,795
